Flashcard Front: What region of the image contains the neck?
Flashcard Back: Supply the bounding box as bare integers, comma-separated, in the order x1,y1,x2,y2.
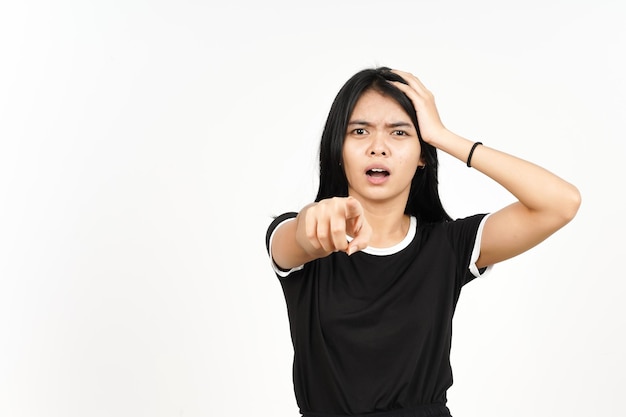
360,201,411,248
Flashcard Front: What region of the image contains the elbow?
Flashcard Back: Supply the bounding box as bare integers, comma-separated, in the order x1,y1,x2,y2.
558,183,582,225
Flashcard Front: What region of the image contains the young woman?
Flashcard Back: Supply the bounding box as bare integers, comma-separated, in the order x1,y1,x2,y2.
265,67,581,417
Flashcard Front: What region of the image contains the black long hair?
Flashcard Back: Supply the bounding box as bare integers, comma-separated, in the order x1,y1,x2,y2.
315,67,452,223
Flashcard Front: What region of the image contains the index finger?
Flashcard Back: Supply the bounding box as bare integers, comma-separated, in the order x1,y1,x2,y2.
344,196,363,220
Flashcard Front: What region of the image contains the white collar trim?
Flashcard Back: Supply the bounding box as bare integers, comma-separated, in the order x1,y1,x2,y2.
347,216,417,256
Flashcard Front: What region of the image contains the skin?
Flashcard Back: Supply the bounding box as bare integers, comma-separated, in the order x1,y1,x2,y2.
341,88,424,248
271,69,581,270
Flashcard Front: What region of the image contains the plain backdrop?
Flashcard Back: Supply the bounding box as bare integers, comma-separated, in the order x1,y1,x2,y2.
1,1,624,416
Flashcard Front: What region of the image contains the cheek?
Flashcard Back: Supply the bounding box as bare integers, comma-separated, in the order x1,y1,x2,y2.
398,144,421,167
340,150,352,180
412,144,423,167
341,143,359,169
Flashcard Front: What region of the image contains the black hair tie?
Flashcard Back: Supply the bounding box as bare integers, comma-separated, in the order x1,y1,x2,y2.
466,142,483,168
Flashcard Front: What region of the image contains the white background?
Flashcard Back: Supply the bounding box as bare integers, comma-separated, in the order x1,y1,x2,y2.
1,1,624,416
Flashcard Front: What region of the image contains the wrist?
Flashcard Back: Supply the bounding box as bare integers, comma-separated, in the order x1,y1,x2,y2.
466,142,483,168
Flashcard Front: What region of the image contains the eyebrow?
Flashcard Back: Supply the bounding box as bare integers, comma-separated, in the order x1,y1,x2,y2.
347,120,414,129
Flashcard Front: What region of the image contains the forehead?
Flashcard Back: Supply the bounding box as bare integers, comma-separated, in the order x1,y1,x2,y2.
350,89,412,122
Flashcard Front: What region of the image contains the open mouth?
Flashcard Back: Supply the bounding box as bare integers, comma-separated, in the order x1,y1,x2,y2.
366,168,390,178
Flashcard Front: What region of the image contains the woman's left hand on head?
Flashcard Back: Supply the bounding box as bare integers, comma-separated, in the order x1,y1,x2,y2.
389,70,447,145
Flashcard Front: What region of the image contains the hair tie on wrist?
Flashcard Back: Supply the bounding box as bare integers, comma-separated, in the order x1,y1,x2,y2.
466,141,483,168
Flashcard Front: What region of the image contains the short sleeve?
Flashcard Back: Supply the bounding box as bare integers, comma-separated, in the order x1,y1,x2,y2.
441,213,493,286
265,212,304,278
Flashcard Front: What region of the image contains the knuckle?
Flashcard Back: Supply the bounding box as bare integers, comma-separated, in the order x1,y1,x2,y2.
330,223,344,235
305,229,317,240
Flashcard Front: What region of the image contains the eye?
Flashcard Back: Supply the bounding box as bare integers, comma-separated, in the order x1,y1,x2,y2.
393,130,408,136
351,128,367,135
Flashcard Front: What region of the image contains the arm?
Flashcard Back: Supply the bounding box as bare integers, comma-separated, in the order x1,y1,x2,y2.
431,133,580,268
391,70,581,268
271,197,372,270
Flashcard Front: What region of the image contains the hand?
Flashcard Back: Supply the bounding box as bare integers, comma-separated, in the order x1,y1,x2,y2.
388,69,447,145
296,196,372,257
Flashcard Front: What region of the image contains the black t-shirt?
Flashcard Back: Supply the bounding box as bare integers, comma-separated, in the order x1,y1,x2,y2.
266,212,490,416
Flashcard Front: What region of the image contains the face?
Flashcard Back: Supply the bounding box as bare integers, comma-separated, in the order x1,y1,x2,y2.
342,89,423,208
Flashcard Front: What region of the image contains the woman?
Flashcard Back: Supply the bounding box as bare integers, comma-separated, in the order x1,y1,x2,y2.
265,67,581,417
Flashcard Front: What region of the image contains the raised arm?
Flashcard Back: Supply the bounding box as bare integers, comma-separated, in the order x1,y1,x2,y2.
271,197,372,270
390,70,581,268
427,132,580,268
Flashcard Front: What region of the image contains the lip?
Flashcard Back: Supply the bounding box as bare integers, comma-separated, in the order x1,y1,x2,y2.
365,164,391,173
365,164,391,185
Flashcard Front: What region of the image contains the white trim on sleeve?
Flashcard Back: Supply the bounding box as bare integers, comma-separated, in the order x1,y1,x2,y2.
469,213,493,278
268,217,304,278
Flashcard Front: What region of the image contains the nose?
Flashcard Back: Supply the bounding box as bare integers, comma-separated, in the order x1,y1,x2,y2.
368,134,388,156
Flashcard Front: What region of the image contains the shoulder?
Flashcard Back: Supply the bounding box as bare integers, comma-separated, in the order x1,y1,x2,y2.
420,213,490,250
427,213,488,232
